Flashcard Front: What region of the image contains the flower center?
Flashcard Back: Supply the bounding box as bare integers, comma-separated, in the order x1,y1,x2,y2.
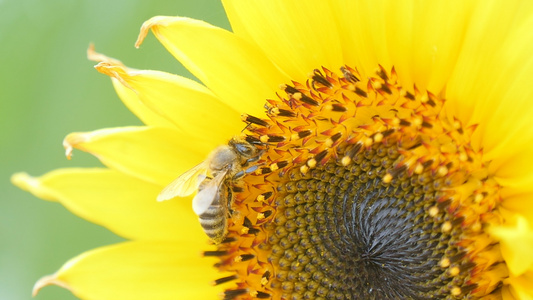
208,66,508,299
273,153,460,299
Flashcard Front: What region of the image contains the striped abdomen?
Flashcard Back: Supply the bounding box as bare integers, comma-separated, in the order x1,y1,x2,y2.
198,191,228,244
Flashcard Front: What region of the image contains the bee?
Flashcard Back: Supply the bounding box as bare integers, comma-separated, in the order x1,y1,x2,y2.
157,137,262,244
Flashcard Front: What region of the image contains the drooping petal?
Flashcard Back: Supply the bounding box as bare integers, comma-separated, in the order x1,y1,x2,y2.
136,16,289,118
87,46,175,128
63,126,210,186
490,215,533,276
92,54,243,138
11,169,200,241
223,0,344,83
33,241,228,300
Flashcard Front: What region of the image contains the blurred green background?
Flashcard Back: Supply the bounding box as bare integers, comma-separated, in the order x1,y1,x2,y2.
1,0,228,299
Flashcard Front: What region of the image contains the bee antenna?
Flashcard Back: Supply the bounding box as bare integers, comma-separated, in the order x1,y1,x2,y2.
241,123,253,133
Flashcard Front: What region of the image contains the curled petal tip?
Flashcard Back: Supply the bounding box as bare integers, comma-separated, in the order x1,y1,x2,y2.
135,16,182,48
93,63,134,90
32,274,70,297
87,44,124,66
87,43,96,60
62,140,73,160
62,133,86,160
135,18,152,48
62,132,91,160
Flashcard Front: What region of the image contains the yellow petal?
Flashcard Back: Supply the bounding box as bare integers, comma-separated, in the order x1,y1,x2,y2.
501,285,516,300
11,172,57,202
505,271,533,300
223,0,344,83
384,0,476,94
500,190,533,226
12,169,201,240
490,215,533,276
224,0,477,94
63,126,211,186
87,46,175,128
93,58,243,139
446,1,533,163
136,16,288,117
496,161,533,201
328,0,391,79
33,241,228,300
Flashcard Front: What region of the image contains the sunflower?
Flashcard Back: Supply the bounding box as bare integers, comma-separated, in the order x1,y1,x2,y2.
12,0,533,299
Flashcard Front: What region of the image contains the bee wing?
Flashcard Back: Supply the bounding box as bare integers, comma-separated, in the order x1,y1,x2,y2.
156,161,209,202
192,170,228,215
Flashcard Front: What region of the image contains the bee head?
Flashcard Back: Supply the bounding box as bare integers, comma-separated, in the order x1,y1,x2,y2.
229,137,257,158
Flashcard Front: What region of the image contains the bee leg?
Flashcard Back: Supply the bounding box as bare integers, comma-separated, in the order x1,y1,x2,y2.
233,165,260,180
242,148,266,167
226,186,234,216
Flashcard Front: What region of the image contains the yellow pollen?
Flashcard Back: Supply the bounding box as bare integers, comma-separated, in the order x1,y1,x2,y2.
364,137,373,147
459,151,468,162
428,206,439,217
346,83,356,91
414,163,424,174
371,80,383,90
474,193,484,203
449,266,460,276
341,156,351,166
260,135,269,143
437,166,448,177
234,256,243,263
257,194,265,202
325,138,334,147
374,132,384,143
307,158,317,168
240,227,249,234
392,117,401,126
257,213,265,220
293,93,302,100
291,133,299,141
420,94,429,103
413,116,423,127
451,287,462,297
269,107,280,115
270,163,279,172
261,277,269,286
382,173,393,183
442,221,452,232
440,258,451,268
471,222,482,232
300,165,309,174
